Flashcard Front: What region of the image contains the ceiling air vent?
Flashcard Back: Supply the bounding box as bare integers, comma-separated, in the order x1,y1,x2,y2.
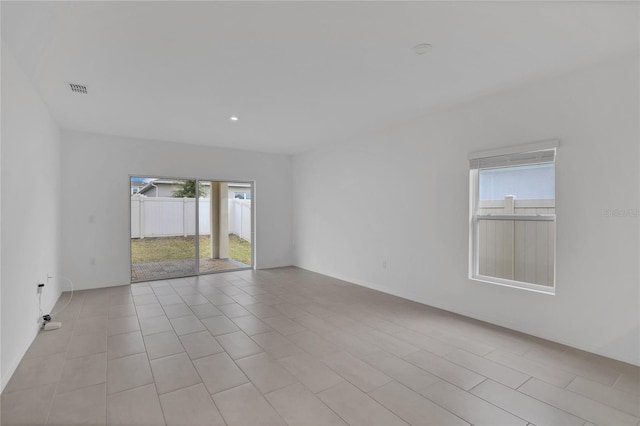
68,83,88,94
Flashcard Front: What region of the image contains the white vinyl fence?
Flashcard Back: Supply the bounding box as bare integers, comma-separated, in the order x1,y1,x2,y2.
477,198,555,286
229,199,252,242
131,196,252,242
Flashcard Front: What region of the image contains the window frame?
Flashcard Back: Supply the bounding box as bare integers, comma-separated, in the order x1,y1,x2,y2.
468,140,559,295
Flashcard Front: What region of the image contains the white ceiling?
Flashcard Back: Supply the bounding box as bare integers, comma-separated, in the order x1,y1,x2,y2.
2,1,638,154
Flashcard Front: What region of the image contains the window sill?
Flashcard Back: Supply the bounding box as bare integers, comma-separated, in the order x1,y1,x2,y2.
470,275,556,295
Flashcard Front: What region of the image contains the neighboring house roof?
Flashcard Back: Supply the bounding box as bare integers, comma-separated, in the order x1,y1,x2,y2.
137,180,250,196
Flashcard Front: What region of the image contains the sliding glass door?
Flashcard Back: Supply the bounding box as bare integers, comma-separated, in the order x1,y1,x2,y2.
130,176,253,282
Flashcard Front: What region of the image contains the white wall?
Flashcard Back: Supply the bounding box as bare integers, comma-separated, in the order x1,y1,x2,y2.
1,44,63,390
293,55,640,365
61,130,292,290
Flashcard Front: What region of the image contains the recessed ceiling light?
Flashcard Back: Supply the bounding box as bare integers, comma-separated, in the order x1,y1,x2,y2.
413,43,432,55
229,116,239,121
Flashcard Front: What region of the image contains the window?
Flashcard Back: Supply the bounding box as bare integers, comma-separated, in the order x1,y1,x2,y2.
469,140,558,293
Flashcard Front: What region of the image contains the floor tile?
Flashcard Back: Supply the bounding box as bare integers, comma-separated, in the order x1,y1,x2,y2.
263,315,306,335
519,377,639,425
231,293,258,306
108,303,137,319
566,375,640,417
135,303,165,319
394,329,454,357
0,383,56,426
48,382,106,426
216,331,264,359
57,352,107,394
294,313,340,334
251,331,307,359
107,316,140,336
150,352,202,394
217,303,251,318
266,382,347,426
153,286,177,296
243,303,281,318
418,380,528,426
106,383,165,426
80,302,108,318
107,330,145,360
175,286,200,296
139,315,173,336
357,327,420,358
107,352,153,394
361,351,440,393
471,379,585,426
74,316,108,336
131,286,154,296
236,352,298,393
160,383,226,426
109,293,133,307
190,303,223,319
163,302,193,319
272,302,310,319
144,330,185,360
418,325,494,356
181,293,210,306
321,330,380,358
317,381,408,426
614,371,640,396
524,346,620,387
447,348,530,388
180,330,224,359
67,332,107,359
133,294,159,306
289,330,392,392
212,382,286,426
219,286,247,296
23,329,72,359
278,353,345,393
231,315,274,335
4,353,66,392
404,350,485,390
485,349,576,388
369,381,469,426
157,294,184,306
193,352,249,394
170,314,206,335
252,293,284,305
206,293,236,306
201,315,240,336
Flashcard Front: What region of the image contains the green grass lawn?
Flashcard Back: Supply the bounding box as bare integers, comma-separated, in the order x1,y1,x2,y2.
131,234,251,265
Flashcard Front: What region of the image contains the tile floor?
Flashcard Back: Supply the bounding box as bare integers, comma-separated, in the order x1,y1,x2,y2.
1,267,638,426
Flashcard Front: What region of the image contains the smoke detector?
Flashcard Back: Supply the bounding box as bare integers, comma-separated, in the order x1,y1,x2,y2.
68,83,88,94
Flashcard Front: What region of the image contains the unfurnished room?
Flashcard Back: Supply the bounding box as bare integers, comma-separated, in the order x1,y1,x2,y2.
1,1,639,425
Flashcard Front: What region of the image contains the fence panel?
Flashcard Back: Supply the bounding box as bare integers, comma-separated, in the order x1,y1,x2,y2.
131,196,250,241
478,198,554,286
228,199,252,242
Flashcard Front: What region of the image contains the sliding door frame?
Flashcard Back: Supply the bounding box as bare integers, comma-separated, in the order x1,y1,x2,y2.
129,174,256,283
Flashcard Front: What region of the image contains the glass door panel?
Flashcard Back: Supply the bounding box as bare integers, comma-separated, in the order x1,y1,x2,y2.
130,177,198,281
198,181,253,274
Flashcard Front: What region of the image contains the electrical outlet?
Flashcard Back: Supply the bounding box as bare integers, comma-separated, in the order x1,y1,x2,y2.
382,260,387,269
